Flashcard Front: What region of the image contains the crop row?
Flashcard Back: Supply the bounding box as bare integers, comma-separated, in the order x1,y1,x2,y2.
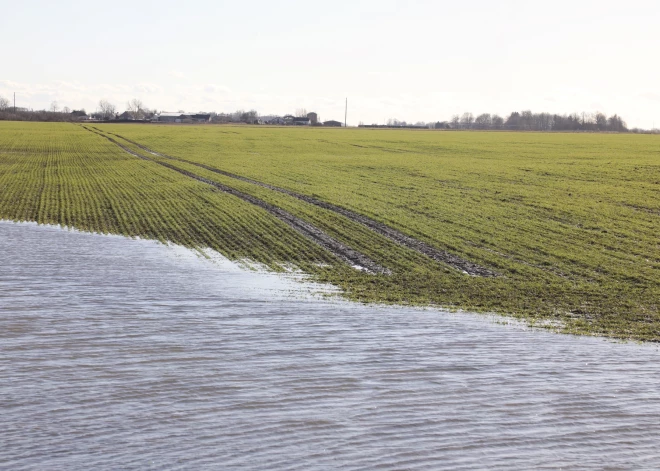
83,125,388,274
0,122,340,272
3,120,660,340
94,122,660,341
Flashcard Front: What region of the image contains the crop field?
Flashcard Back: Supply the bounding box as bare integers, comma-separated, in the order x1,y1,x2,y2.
1,121,659,341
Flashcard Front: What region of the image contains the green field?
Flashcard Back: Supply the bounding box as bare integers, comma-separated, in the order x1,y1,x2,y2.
2,121,659,341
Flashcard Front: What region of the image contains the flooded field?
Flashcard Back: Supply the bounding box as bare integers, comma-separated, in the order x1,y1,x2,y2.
1,221,659,470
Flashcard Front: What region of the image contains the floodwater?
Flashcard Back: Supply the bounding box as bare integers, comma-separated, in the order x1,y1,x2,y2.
1,221,659,470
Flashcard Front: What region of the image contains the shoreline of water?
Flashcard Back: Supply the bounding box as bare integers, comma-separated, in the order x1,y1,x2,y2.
6,219,651,347
0,219,508,318
3,218,654,346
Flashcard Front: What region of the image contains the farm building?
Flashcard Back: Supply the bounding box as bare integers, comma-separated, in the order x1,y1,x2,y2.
323,120,343,127
264,116,286,125
158,112,187,123
117,111,134,120
293,117,311,126
282,115,311,126
307,112,318,125
190,113,211,123
158,112,211,123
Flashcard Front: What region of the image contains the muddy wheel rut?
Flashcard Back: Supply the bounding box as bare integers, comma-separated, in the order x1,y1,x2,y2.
102,129,497,277
82,126,387,274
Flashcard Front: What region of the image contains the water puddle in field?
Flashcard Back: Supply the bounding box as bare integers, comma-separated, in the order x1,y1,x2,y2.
1,220,660,470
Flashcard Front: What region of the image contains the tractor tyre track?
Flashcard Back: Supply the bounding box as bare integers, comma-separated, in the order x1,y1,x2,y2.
81,126,387,274
105,130,496,277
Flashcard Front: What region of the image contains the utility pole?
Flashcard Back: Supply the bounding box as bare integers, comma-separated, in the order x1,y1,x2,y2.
344,97,347,128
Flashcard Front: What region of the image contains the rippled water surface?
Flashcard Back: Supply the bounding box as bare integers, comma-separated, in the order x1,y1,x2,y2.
2,221,660,470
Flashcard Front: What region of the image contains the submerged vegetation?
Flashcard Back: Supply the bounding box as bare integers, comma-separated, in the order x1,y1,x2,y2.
1,121,659,341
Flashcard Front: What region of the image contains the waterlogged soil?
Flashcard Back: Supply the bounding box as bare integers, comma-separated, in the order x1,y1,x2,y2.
2,221,660,470
99,127,494,276
83,126,387,274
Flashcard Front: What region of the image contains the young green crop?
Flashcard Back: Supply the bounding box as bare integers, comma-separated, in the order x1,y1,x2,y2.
2,121,660,341
97,123,660,341
0,122,339,271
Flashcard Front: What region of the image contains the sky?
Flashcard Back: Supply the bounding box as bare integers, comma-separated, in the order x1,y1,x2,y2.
1,0,659,128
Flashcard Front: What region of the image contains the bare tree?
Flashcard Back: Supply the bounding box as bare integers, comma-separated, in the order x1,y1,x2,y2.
0,96,9,111
231,109,245,122
474,113,492,129
387,118,408,126
450,115,460,128
607,114,627,132
98,99,116,120
62,106,71,114
240,109,259,123
295,108,307,117
580,113,593,130
127,98,145,120
50,101,59,112
492,114,504,129
460,112,474,128
537,112,553,131
594,112,607,131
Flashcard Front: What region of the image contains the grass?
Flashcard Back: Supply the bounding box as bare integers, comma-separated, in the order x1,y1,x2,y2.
2,121,659,341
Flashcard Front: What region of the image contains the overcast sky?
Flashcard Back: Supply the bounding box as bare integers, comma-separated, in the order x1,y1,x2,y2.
1,0,659,127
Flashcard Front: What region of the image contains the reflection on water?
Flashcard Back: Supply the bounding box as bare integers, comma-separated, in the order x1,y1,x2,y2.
1,221,659,470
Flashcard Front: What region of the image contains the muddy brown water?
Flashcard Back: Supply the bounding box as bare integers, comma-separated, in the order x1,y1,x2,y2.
1,221,659,470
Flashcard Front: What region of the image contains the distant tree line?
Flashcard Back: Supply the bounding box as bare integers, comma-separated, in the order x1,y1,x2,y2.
373,110,658,133
2,94,658,133
0,97,88,122
212,109,260,124
446,110,629,132
89,99,157,121
0,96,158,122
1,97,275,126
0,95,89,122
